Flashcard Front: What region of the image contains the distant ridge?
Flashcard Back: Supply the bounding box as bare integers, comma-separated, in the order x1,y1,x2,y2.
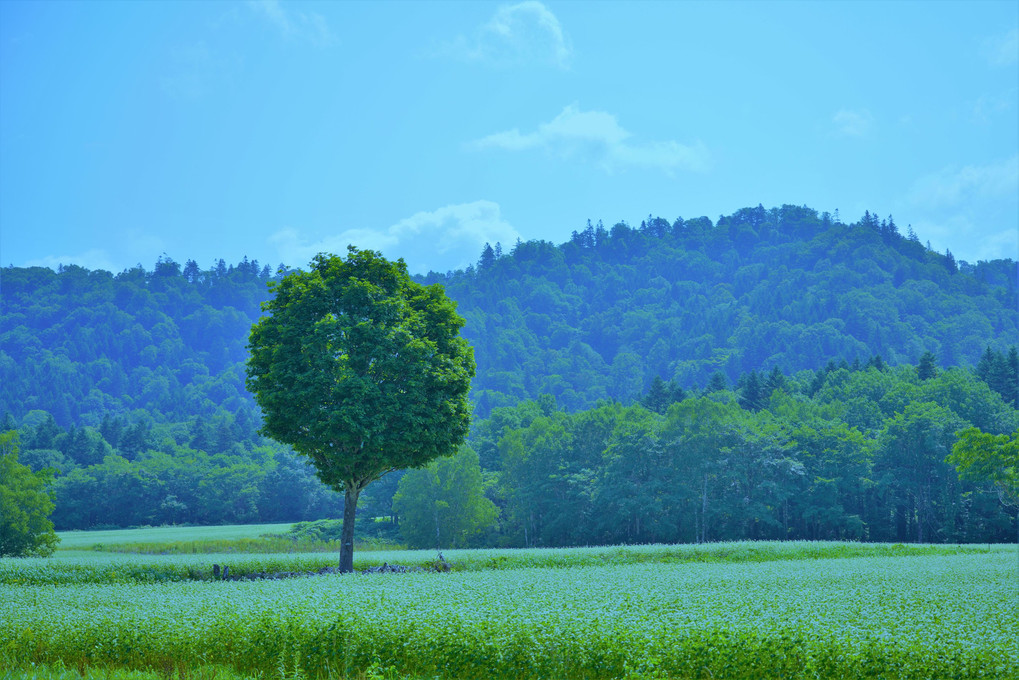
2,204,1016,424
421,205,1018,415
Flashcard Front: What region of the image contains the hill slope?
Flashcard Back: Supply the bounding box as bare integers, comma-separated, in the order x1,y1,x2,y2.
2,205,1017,426
430,205,1018,414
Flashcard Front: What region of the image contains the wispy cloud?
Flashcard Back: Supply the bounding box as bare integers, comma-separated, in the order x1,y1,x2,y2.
982,27,1018,66
903,155,1019,262
975,227,1019,261
970,91,1015,124
440,1,571,69
248,0,335,47
25,249,117,273
472,104,708,175
906,155,1018,208
910,215,1018,263
832,109,874,138
269,200,521,274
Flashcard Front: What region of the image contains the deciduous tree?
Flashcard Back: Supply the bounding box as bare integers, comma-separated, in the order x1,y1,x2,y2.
0,431,59,557
246,248,475,571
947,427,1018,550
393,446,497,549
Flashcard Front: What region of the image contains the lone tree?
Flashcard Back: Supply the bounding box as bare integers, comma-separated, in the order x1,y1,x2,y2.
246,248,475,572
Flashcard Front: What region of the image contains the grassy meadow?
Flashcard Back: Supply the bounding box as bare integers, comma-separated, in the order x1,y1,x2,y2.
54,524,297,549
2,527,1017,679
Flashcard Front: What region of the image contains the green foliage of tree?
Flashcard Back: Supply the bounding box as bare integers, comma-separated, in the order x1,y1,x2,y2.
640,376,685,414
596,406,679,544
948,427,1018,506
393,445,498,549
12,406,345,531
498,410,579,547
706,372,728,393
246,248,475,571
5,208,1018,428
877,403,964,543
788,418,871,540
2,259,274,428
427,207,1018,415
662,397,739,543
976,346,1019,408
948,427,1019,552
917,351,939,380
0,431,59,557
467,354,1019,547
2,207,1018,541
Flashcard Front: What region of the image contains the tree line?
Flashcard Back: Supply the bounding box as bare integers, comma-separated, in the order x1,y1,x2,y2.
399,356,1018,548
1,203,1017,542
8,351,1015,546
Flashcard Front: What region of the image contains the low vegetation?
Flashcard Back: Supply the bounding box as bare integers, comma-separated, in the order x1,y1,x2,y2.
55,524,295,549
7,529,995,586
52,522,401,557
3,543,1016,679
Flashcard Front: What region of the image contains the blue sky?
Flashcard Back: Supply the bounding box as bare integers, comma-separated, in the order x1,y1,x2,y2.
1,0,1016,275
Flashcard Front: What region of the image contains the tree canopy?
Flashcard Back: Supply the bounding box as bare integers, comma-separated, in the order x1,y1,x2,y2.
948,428,1018,506
1,205,1018,542
245,248,475,570
393,445,498,549
0,431,59,557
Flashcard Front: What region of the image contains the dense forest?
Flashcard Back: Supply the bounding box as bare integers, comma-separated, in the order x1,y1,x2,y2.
2,204,1017,542
464,359,1019,548
431,205,1017,414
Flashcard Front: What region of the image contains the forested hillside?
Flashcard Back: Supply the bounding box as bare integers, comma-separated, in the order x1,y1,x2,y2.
2,204,1017,537
426,205,1018,414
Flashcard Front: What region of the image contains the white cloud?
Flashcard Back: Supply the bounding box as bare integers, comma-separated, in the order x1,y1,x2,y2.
982,28,1018,66
269,200,521,274
248,0,335,47
976,227,1019,261
472,104,709,174
902,155,1019,262
832,109,874,138
906,155,1019,208
441,1,571,68
25,249,117,273
910,215,1018,263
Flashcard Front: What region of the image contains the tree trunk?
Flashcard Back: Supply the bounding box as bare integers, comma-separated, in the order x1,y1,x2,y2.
339,483,360,573
434,504,441,552
917,486,929,544
701,473,709,543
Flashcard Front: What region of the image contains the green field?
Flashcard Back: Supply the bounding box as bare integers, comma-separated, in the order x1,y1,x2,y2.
54,524,297,549
3,533,1017,679
52,523,400,557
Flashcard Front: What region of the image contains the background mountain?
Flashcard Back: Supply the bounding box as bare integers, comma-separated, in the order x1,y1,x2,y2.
427,204,1017,415
2,204,1017,537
